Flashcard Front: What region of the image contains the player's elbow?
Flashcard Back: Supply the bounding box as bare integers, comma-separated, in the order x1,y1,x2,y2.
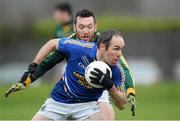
117,99,126,110
115,94,126,110
119,103,126,110
48,39,58,50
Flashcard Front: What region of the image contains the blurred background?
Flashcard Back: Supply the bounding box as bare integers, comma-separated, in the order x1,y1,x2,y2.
0,0,180,120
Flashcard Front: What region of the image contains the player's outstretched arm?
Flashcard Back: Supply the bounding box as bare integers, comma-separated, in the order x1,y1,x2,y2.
35,50,65,79
5,39,58,98
119,55,136,116
109,86,126,110
5,63,38,98
36,33,77,78
119,55,135,95
33,39,58,64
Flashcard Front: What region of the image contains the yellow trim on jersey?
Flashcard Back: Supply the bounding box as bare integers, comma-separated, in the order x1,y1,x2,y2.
59,75,65,81
24,76,32,86
120,55,130,69
67,33,76,39
118,85,123,92
64,85,70,96
116,63,126,82
126,87,135,96
64,39,94,48
120,55,136,87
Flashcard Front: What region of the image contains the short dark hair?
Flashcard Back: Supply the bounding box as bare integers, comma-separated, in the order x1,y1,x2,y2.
74,9,96,24
97,29,122,49
55,3,72,15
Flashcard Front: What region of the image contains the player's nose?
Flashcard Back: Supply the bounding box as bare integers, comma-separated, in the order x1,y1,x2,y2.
83,28,90,34
117,50,122,57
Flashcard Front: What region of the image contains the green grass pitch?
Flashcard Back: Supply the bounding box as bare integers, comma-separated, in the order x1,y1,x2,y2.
0,81,180,120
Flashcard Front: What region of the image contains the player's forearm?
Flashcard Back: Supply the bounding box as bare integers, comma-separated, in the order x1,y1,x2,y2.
36,50,65,79
33,39,58,64
124,69,135,96
119,55,135,96
109,85,126,110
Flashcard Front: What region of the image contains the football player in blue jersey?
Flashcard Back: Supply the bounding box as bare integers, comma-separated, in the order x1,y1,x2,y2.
5,9,136,119
6,29,127,120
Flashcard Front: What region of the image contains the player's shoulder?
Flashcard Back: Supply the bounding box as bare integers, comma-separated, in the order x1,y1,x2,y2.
67,33,76,39
111,63,125,81
62,38,95,48
112,63,124,74
57,37,96,57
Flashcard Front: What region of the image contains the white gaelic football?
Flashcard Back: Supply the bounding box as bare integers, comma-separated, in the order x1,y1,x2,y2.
85,61,112,88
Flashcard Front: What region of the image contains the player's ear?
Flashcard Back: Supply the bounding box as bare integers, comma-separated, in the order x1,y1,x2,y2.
73,24,76,32
99,43,105,50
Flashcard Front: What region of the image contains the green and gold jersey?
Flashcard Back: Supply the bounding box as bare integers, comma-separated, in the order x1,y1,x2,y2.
54,18,74,38
37,32,135,96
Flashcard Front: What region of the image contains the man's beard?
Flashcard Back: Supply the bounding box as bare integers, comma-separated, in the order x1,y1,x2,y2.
76,31,94,42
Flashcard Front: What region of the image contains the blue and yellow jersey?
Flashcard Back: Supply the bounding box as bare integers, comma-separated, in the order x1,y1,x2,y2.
50,38,123,103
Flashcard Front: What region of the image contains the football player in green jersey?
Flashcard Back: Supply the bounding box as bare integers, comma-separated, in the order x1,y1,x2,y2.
53,3,74,38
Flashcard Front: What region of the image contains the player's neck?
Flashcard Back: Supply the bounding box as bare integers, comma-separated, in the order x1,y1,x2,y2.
96,50,105,62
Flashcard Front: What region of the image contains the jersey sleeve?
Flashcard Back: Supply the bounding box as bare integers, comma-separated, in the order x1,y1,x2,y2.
112,64,126,92
111,69,121,88
36,50,65,79
119,55,135,96
56,38,70,57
